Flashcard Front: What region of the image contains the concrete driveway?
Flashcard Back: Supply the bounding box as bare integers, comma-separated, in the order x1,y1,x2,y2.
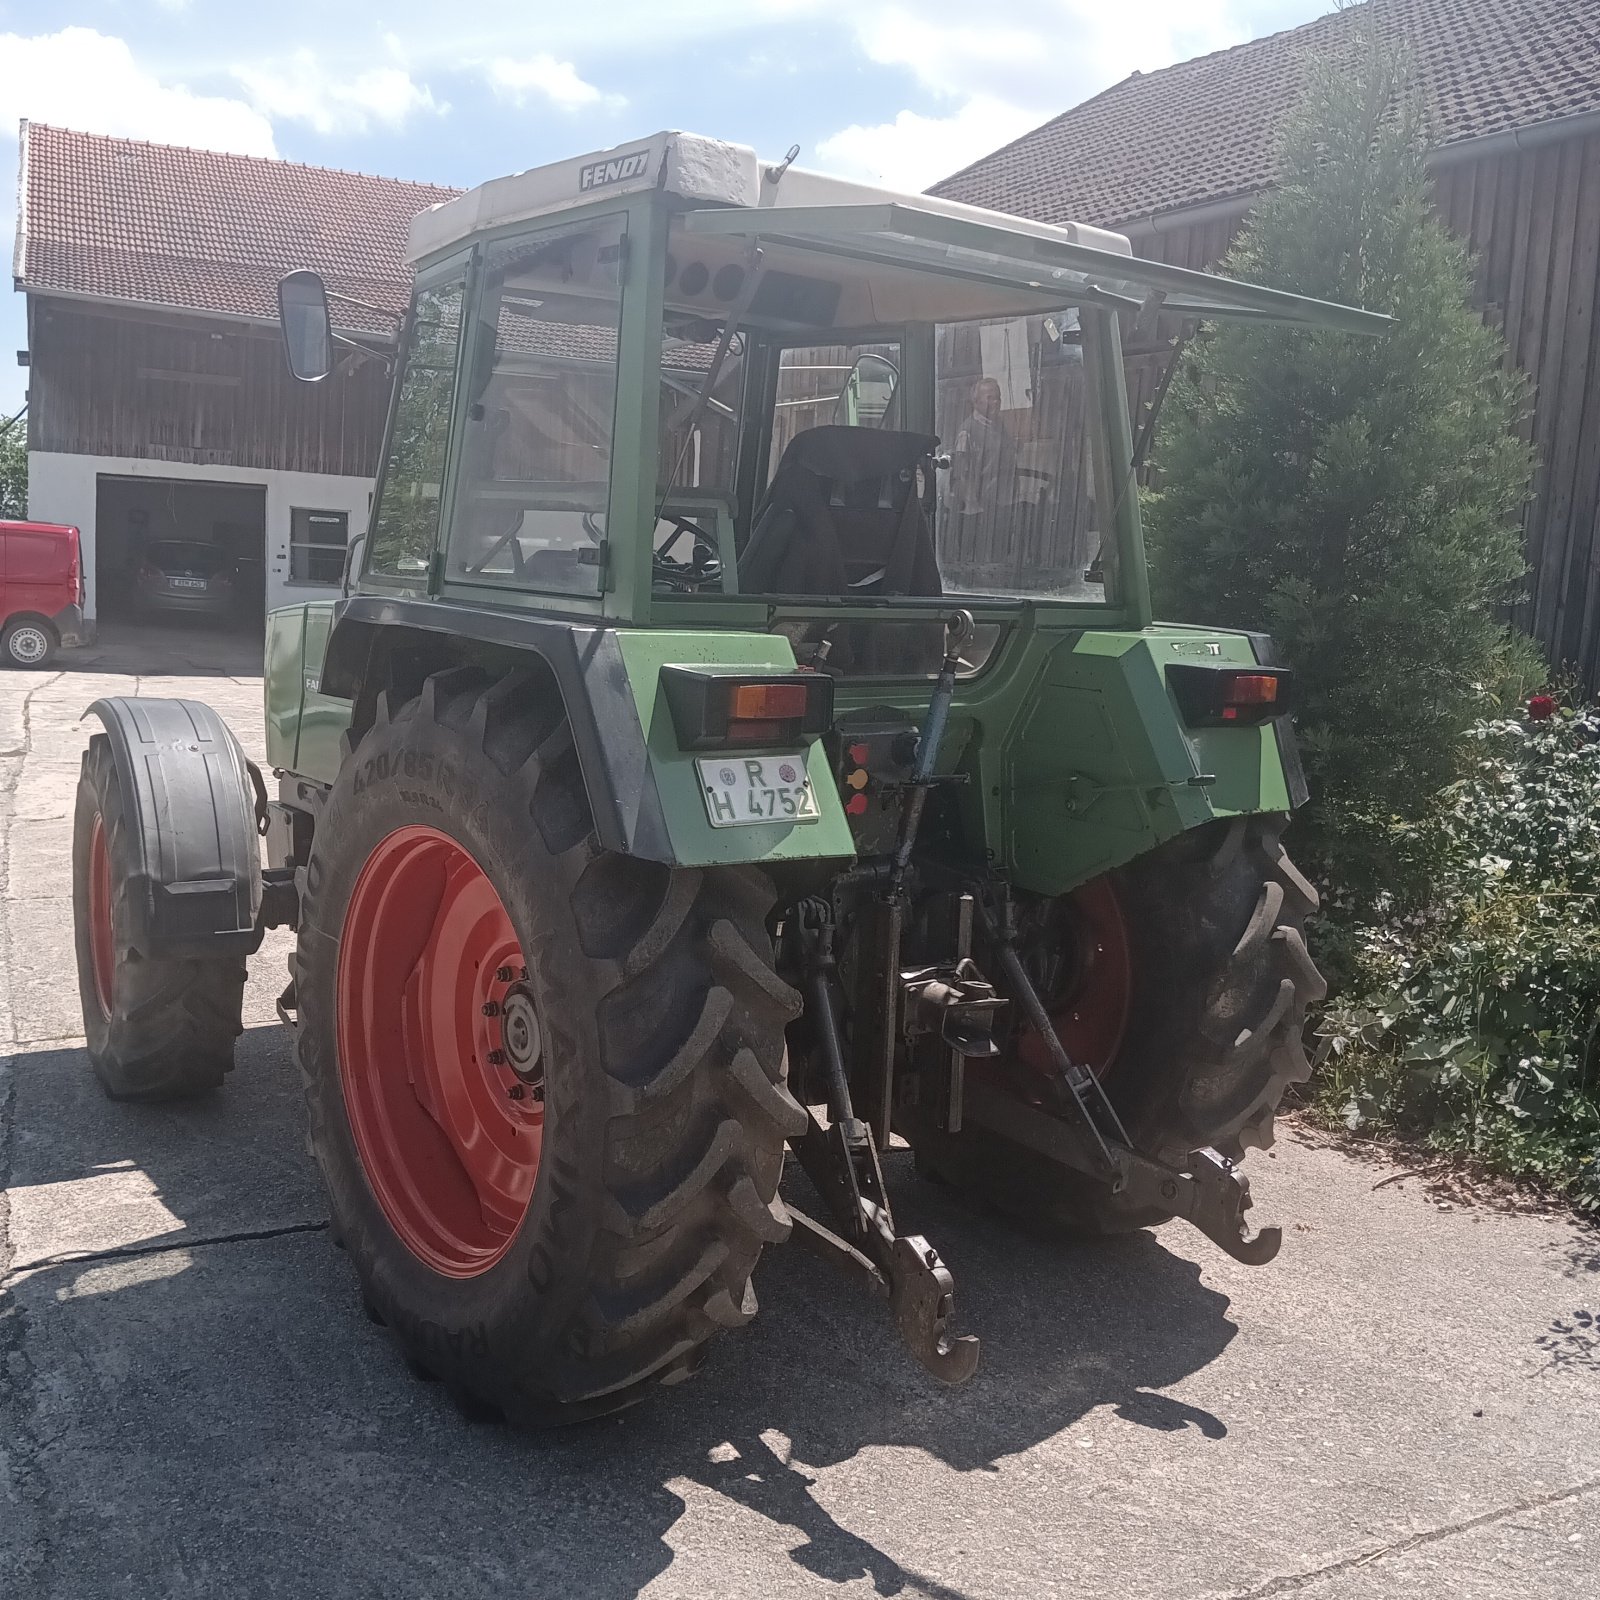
2,634,1597,1600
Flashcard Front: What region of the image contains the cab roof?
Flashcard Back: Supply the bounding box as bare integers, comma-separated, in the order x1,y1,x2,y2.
408,131,1388,338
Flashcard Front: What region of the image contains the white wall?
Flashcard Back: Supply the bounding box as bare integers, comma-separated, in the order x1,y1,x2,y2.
27,451,374,618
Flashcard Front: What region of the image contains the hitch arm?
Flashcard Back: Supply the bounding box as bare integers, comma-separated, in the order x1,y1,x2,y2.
977,890,1282,1266
788,1118,980,1384
787,897,980,1384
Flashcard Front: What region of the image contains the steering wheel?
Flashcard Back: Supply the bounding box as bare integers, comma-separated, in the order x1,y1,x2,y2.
653,514,723,593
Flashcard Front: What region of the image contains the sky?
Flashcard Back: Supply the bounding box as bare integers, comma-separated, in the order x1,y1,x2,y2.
0,0,1337,416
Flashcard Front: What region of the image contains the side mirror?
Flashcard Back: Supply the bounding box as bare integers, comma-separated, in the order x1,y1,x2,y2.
278,270,333,383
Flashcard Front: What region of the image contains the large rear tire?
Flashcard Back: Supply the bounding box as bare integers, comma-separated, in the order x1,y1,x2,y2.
71,733,246,1099
912,815,1325,1232
294,667,804,1423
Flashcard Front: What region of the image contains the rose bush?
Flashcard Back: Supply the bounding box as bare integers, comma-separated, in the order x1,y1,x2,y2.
1315,706,1600,1211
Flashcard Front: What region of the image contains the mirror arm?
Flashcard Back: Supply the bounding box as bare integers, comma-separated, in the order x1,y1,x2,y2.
323,289,404,326
329,332,395,375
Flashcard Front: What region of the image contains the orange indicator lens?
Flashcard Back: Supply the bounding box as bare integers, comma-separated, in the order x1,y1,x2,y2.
731,682,810,720
1227,674,1279,704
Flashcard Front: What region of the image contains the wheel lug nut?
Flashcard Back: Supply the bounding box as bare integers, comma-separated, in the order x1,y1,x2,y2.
482,1001,501,1017
507,1083,526,1100
486,1049,506,1066
518,966,529,981
495,966,515,983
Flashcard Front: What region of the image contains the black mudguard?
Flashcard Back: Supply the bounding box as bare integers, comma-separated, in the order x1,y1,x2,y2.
84,697,262,958
320,594,674,861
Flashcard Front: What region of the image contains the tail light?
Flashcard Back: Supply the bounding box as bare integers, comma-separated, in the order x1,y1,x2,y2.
139,564,160,582
1167,664,1293,727
661,666,833,750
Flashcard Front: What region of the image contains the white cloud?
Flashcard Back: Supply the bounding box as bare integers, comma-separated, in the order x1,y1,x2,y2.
852,1,1245,109
0,27,276,156
819,0,1254,191
817,97,1046,192
485,53,624,113
234,51,442,137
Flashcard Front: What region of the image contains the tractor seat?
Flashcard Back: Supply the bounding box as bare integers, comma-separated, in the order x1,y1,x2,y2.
739,426,943,599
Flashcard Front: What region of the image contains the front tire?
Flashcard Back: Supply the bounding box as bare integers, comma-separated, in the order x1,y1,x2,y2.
294,668,804,1423
3,617,56,668
912,815,1325,1232
71,734,246,1099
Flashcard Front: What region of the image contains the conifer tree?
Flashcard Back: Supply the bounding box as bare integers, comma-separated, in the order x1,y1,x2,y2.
1145,40,1536,892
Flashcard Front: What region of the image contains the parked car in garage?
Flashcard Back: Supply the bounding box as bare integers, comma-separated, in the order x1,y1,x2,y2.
0,519,93,667
137,540,237,616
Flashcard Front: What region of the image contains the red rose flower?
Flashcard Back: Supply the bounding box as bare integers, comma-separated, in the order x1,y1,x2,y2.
1527,694,1557,721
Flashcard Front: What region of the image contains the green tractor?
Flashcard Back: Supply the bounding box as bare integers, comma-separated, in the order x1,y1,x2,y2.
70,133,1383,1422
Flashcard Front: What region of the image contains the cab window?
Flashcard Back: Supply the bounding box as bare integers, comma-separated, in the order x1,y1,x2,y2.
446,217,625,596
367,266,467,581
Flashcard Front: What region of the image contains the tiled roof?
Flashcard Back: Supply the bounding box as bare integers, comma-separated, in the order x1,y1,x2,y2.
931,0,1600,228
16,123,461,330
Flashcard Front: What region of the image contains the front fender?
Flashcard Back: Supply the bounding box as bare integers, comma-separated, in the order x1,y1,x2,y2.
84,697,262,956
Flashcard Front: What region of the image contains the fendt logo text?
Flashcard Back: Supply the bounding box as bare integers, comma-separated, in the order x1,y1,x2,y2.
579,150,652,191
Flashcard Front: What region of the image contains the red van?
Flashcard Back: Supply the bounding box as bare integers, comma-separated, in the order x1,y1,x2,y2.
0,520,94,667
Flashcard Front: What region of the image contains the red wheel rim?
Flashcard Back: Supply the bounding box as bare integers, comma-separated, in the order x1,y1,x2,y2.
336,826,544,1278
1017,875,1132,1080
87,813,115,1018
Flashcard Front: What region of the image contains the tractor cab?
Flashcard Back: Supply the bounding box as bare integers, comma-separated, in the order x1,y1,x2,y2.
282,132,1382,656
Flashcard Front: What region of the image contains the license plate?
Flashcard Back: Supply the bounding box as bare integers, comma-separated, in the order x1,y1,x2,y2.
169,576,207,590
696,753,820,828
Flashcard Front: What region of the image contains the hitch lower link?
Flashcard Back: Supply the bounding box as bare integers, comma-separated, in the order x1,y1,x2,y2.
786,898,981,1385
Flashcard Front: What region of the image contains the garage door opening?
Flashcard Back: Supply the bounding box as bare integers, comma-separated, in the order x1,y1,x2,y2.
95,477,266,632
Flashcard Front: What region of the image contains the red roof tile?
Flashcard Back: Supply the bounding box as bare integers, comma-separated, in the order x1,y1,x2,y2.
16,124,461,330
931,0,1600,228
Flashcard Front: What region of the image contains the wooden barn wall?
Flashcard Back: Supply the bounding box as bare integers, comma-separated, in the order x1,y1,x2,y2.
1122,129,1600,684
28,301,391,479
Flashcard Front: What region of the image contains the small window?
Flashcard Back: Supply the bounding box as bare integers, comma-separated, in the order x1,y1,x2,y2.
369,267,468,580
290,509,349,585
768,341,902,482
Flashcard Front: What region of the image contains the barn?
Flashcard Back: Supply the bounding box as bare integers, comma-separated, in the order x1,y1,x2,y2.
14,124,456,627
933,0,1600,680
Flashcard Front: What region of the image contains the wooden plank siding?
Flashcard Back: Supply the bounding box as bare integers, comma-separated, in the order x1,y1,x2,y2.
27,299,391,478
1122,128,1600,684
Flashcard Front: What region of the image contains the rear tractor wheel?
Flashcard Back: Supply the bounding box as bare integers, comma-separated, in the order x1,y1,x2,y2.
294,667,804,1423
913,815,1325,1232
71,733,246,1099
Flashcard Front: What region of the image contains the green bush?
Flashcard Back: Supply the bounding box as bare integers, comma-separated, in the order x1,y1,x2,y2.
0,421,25,519
1144,41,1536,896
1316,708,1600,1212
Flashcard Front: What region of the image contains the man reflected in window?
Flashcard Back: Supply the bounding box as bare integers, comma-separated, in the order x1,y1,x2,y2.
949,377,1016,559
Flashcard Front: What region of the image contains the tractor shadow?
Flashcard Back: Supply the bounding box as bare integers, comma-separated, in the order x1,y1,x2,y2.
557,1158,1237,1595
3,1030,1237,1599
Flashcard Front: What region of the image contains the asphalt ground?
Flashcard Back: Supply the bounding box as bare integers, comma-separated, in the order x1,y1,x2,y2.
2,621,1597,1599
